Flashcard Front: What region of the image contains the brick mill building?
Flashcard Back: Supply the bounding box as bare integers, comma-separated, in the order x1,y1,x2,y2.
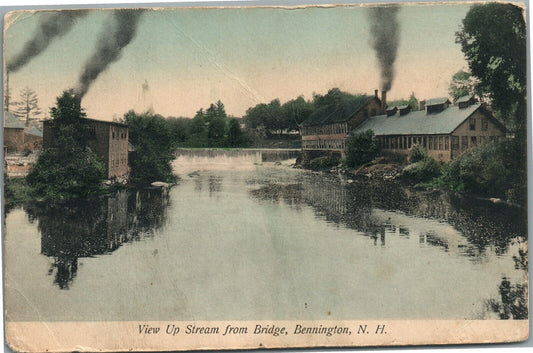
351,95,507,162
43,118,129,179
300,90,385,160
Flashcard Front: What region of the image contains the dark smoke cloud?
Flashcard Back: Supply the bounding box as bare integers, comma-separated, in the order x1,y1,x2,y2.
7,10,89,73
75,9,144,98
368,6,400,91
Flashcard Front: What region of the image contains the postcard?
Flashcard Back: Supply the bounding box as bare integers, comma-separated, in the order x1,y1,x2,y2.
2,1,528,351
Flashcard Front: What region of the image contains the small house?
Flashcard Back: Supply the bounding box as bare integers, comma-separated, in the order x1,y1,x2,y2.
4,111,25,152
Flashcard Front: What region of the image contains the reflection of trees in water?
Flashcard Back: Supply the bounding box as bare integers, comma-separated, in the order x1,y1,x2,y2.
24,188,170,289
486,277,528,319
250,174,528,319
250,175,527,255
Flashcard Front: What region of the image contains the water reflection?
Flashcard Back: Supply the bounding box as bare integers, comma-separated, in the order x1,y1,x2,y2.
24,188,170,289
250,174,527,257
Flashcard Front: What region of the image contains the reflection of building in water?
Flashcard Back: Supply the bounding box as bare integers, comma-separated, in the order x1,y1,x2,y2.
27,188,169,289
251,176,526,258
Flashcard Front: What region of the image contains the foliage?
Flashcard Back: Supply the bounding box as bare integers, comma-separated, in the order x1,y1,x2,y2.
12,86,41,126
4,177,32,212
226,118,245,147
434,140,524,203
307,156,340,170
409,144,427,163
400,156,441,183
345,130,380,168
456,3,526,132
27,91,106,200
123,111,177,186
448,70,481,102
388,92,419,111
312,88,360,109
486,278,528,319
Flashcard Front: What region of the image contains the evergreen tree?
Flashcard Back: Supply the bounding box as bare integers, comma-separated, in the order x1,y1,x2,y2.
12,86,42,126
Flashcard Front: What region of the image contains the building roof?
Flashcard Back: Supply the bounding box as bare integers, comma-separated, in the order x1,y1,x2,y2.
25,126,43,137
84,117,128,127
425,97,451,106
352,103,490,136
456,94,474,104
4,111,25,129
302,95,375,127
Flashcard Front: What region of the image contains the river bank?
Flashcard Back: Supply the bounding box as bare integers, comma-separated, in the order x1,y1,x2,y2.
296,153,525,208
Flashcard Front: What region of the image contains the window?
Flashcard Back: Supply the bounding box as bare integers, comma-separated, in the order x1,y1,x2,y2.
469,118,476,131
428,136,433,150
444,136,449,150
451,136,459,150
438,136,443,150
481,118,488,131
461,136,468,151
471,136,477,146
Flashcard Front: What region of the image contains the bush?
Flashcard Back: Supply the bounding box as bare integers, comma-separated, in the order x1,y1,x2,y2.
409,144,427,163
400,156,441,183
345,130,380,168
308,156,340,170
436,140,517,198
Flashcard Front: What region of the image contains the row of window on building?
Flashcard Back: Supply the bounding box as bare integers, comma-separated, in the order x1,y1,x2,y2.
377,135,502,151
302,138,346,150
301,123,348,136
110,152,128,168
112,128,128,140
470,117,489,131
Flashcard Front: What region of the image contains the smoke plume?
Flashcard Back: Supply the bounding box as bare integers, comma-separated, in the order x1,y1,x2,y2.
7,10,89,73
368,6,400,91
75,9,144,98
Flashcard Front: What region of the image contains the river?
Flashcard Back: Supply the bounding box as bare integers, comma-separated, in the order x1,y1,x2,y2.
4,149,527,322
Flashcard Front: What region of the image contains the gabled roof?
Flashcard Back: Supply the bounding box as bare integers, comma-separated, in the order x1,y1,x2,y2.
456,94,474,104
425,97,451,106
4,111,25,129
352,103,500,136
25,126,43,137
302,95,375,127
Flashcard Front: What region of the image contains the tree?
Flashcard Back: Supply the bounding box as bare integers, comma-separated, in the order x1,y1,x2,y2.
407,92,419,111
12,86,42,126
455,3,526,131
454,3,527,204
226,118,244,147
345,130,380,168
448,70,481,102
281,96,314,131
312,88,359,109
27,91,106,200
124,111,177,186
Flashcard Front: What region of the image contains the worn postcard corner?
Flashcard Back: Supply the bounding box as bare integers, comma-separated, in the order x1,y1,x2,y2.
2,1,529,352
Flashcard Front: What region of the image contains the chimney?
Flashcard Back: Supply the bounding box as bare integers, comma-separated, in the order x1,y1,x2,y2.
381,90,387,114
419,100,426,112
374,89,378,98
4,71,9,112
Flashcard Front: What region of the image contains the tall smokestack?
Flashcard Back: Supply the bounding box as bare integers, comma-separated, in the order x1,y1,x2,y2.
75,9,144,98
381,90,387,113
4,71,9,111
368,6,401,92
7,10,89,73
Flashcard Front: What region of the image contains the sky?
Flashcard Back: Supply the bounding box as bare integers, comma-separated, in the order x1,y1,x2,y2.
4,2,473,121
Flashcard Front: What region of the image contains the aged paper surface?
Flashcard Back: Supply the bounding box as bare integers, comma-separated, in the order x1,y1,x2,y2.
2,1,529,352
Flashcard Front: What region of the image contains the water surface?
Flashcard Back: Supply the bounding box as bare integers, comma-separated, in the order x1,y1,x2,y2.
4,151,527,321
